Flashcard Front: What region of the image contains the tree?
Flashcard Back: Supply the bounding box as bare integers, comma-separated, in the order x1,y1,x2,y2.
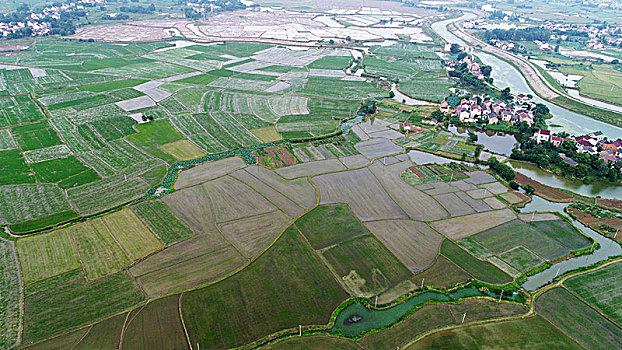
468,131,478,143
481,65,492,77
523,184,535,195
450,43,461,54
388,91,395,98
501,87,511,100
509,181,519,190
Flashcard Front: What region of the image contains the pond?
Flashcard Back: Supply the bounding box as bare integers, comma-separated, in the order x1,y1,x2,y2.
448,125,517,156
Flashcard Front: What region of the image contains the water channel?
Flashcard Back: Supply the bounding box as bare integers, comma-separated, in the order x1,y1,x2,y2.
519,196,622,291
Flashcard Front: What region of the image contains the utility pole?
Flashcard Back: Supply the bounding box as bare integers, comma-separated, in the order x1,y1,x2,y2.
299,325,302,336
421,278,425,289
375,295,378,308
498,290,503,303
555,268,561,277
461,312,466,323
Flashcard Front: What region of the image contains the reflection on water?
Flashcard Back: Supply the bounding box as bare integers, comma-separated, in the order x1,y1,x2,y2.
448,125,517,156
408,150,454,164
509,161,622,200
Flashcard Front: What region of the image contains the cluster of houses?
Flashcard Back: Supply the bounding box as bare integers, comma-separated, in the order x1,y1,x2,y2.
0,0,103,37
440,94,535,126
532,129,622,163
445,55,487,80
541,21,622,49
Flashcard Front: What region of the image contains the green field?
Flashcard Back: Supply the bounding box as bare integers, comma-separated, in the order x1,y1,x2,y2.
102,208,164,261
72,313,126,350
322,235,413,296
30,156,101,187
295,203,369,250
440,240,512,285
11,121,62,151
182,225,348,349
537,287,622,349
412,256,471,288
565,262,622,325
23,269,145,343
131,200,194,245
0,241,20,350
466,219,591,261
407,316,581,349
559,63,622,106
0,149,34,185
127,120,184,164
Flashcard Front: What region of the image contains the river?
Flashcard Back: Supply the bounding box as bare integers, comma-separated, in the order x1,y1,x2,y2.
519,196,622,291
431,14,622,138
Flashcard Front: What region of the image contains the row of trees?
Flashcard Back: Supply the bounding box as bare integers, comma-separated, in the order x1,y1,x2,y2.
482,27,552,42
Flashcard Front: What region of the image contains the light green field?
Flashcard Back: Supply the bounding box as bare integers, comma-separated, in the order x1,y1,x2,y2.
160,139,207,161
560,64,622,105
102,208,164,261
16,228,81,284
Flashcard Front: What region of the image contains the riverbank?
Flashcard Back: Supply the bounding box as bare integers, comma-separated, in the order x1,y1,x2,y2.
448,21,622,128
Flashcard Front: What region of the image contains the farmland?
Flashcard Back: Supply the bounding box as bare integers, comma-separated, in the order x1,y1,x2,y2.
565,261,622,325
2,7,620,349
407,317,581,349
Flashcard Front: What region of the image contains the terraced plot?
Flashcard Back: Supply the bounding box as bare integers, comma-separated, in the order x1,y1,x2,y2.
102,208,164,261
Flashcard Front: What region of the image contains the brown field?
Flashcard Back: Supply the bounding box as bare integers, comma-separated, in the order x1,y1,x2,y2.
256,145,300,169
596,198,622,211
567,207,600,225
431,209,516,240
160,139,207,161
136,245,245,297
203,176,276,222
365,219,442,272
244,165,316,209
314,168,408,222
123,295,188,350
218,210,290,258
129,235,228,277
230,168,304,218
483,197,507,209
275,159,345,179
102,208,164,262
250,126,283,143
514,173,573,202
369,161,449,221
162,185,216,235
499,191,530,205
174,156,246,190
433,192,476,217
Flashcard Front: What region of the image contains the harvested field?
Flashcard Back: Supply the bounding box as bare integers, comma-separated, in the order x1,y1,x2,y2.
412,256,470,288
161,185,215,235
355,138,403,159
565,261,622,325
136,244,245,297
275,158,345,179
406,316,580,350
441,240,512,285
131,200,194,245
499,191,530,205
218,210,290,258
421,182,460,196
340,154,369,168
455,191,491,212
160,139,207,161
430,209,516,240
16,227,81,284
314,168,408,222
203,176,276,222
102,208,164,261
266,335,361,350
518,213,560,222
463,171,496,185
230,168,304,218
433,193,475,217
244,165,315,209
484,196,506,209
513,173,573,202
182,226,348,349
537,288,622,350
365,220,442,272
477,181,508,195
23,269,145,343
322,235,413,296
448,299,527,324
369,161,449,221
123,295,188,350
174,156,246,190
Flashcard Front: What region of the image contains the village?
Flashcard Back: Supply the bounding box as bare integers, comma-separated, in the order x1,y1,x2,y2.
439,93,536,126
533,129,622,164
0,0,103,37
